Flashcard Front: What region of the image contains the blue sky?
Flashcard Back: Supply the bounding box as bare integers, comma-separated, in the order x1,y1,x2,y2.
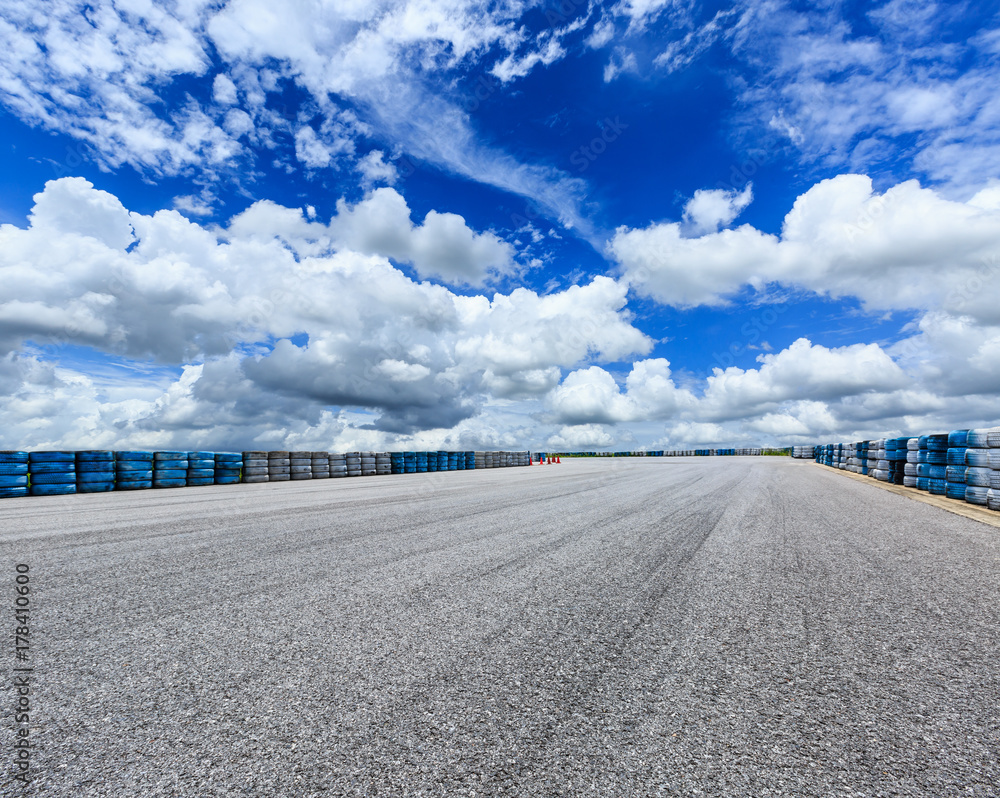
1,0,999,452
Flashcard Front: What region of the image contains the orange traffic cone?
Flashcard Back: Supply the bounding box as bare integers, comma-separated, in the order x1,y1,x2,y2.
557,456,561,463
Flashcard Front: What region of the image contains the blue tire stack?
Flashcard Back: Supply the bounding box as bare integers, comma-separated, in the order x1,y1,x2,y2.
29,451,76,496
186,452,215,486
893,437,909,484
415,452,428,473
404,452,416,473
214,452,242,485
0,451,29,499
885,438,899,483
926,434,948,495
76,451,115,493
864,441,877,476
465,451,476,469
153,451,188,488
390,453,405,474
945,429,969,501
115,451,153,490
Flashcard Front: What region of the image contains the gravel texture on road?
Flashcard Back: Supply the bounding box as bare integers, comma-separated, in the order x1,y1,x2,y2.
1,458,998,797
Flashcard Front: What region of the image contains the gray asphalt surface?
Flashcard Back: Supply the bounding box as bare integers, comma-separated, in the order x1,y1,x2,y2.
2,457,998,797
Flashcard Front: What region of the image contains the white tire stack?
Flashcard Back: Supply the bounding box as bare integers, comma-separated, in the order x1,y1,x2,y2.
268,451,291,482
346,452,362,477
964,430,991,506
903,438,919,487
330,453,348,478
289,451,312,480
360,451,377,476
874,439,888,481
242,451,268,483
311,452,330,479
987,429,1000,510
375,452,391,475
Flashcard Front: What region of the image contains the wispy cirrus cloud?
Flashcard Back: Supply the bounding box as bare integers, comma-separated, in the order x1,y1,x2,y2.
0,0,596,235
727,0,1000,193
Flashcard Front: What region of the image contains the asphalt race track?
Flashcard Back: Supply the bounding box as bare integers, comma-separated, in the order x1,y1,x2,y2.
2,458,998,797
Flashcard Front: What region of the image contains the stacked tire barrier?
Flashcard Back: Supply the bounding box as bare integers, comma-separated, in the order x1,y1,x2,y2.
946,430,968,501
268,451,290,482
989,429,1000,511
243,451,268,483
311,452,330,480
916,436,930,492
29,452,76,496
0,449,534,498
809,427,1000,513
187,452,215,487
215,453,242,485
290,452,312,481
926,434,948,495
116,451,153,490
0,452,29,499
874,438,889,482
153,451,187,488
885,438,898,484
903,438,918,488
76,451,115,493
964,429,990,507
